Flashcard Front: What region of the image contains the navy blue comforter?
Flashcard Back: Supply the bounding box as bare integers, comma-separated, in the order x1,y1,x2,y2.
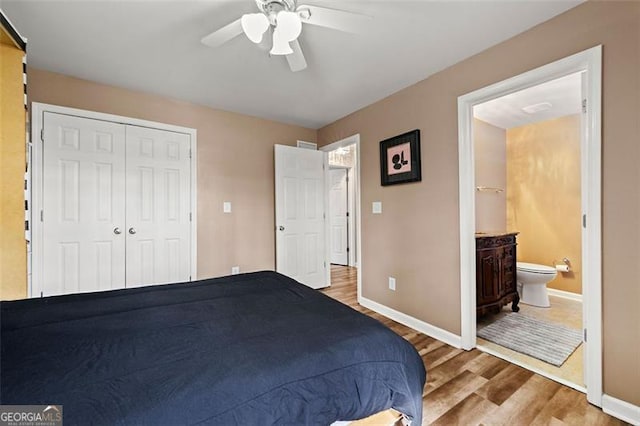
1,271,425,425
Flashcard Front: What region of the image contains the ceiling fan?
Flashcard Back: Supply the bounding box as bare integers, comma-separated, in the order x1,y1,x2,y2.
200,0,370,72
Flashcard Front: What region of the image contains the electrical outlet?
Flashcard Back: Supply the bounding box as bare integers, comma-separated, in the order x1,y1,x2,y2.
223,202,232,213
388,277,396,291
231,266,240,275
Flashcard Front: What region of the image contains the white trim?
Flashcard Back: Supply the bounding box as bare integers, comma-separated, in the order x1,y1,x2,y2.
458,92,477,351
322,156,332,287
581,45,603,407
360,296,462,349
30,102,198,297
457,46,602,406
323,154,330,287
602,394,640,426
320,135,361,294
477,344,586,393
296,140,318,150
547,288,583,302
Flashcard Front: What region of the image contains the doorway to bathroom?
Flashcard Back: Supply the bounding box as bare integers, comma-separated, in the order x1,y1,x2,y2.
457,46,602,406
474,72,584,389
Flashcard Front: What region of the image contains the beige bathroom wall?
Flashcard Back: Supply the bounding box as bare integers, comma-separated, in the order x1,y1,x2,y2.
474,119,507,233
507,115,582,294
26,68,317,286
318,1,640,406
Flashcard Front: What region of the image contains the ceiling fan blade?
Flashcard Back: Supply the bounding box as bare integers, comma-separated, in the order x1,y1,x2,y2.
286,39,307,72
296,5,371,33
201,18,244,48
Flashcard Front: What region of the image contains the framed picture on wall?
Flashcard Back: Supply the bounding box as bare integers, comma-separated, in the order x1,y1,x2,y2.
379,129,421,186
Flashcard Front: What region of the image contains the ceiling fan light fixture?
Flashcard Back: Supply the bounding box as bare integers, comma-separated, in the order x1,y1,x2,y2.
275,11,302,41
241,13,270,43
270,28,293,55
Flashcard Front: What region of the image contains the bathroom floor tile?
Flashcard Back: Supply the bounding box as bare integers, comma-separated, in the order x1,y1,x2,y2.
477,295,584,387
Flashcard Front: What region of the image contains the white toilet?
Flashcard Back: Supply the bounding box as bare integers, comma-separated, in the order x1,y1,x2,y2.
516,262,557,307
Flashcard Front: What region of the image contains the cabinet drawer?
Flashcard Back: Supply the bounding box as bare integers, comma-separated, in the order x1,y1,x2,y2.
476,234,516,250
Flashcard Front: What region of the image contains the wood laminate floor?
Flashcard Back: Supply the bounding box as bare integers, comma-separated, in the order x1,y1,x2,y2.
322,265,626,426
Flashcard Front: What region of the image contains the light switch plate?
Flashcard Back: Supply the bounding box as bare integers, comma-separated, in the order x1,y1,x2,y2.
372,201,382,214
223,202,232,213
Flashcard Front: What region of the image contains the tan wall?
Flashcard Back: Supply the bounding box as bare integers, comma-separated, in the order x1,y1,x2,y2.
0,41,27,300
474,119,507,233
507,115,582,294
27,68,316,283
318,1,640,406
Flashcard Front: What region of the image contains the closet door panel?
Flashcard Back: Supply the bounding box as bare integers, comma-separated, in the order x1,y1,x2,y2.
42,113,126,296
125,125,191,287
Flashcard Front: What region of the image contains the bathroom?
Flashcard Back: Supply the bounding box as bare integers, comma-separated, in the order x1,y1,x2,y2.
472,72,584,388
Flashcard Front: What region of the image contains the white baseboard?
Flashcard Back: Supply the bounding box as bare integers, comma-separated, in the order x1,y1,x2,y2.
358,296,462,349
602,394,640,425
547,288,583,302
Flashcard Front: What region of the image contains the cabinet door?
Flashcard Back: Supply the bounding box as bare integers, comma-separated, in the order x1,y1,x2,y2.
502,243,516,294
476,249,499,305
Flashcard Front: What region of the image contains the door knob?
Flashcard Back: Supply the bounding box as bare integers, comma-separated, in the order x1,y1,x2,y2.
113,227,122,235
128,227,137,235
279,226,285,231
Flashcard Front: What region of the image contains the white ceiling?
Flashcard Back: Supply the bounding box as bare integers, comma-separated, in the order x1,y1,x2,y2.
2,0,582,129
473,72,583,129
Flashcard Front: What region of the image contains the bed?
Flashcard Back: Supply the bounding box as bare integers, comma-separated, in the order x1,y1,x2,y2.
1,271,426,425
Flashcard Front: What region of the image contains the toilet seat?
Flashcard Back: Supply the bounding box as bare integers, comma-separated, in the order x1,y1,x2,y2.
516,262,556,274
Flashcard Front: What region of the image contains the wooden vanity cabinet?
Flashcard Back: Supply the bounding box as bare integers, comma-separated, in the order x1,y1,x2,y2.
476,233,519,316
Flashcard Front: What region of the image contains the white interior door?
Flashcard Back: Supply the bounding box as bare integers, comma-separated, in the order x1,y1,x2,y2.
274,144,327,289
329,168,349,265
125,125,191,287
42,112,126,296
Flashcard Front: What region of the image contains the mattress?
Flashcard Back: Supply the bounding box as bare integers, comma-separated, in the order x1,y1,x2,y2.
1,271,426,425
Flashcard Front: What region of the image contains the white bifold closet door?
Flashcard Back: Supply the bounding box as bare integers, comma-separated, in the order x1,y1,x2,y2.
125,125,191,287
43,113,127,295
42,112,191,296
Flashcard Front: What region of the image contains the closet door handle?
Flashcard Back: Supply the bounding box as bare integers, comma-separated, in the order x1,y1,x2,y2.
113,227,122,235
128,227,137,235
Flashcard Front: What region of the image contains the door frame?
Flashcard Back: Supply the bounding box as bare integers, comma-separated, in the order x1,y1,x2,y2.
457,46,602,405
30,102,198,297
320,134,361,291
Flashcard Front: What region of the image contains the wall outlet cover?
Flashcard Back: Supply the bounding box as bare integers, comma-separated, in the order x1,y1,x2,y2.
372,201,382,214
388,277,396,291
223,202,232,213
231,266,240,275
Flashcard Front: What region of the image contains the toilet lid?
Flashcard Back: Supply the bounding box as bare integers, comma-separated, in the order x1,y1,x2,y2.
517,262,557,274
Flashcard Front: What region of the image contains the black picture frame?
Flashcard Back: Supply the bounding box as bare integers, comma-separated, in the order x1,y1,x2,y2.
379,129,421,186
